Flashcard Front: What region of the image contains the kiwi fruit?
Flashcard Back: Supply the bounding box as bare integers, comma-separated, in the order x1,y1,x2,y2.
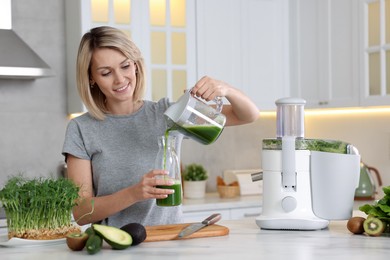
66,232,89,251
347,217,366,234
120,223,147,246
363,217,385,236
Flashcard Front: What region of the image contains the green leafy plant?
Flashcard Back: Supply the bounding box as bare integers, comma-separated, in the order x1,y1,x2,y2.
182,163,208,181
360,186,390,223
0,175,80,239
359,186,390,235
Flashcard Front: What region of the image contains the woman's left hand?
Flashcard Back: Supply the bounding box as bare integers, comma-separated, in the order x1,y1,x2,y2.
191,76,259,126
191,76,229,102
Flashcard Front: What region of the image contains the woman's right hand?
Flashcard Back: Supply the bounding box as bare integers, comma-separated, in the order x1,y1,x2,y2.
132,169,175,201
68,154,176,225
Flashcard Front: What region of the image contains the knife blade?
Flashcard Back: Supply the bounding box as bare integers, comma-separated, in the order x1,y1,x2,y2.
178,213,222,238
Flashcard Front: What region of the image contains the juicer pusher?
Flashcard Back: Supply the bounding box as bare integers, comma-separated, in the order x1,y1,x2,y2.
277,98,306,192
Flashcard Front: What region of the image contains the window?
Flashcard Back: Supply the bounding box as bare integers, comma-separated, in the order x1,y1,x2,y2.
364,0,390,96
150,0,188,101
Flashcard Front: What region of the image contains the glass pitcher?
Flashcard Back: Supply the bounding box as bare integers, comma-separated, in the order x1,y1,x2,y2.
164,89,226,145
154,135,182,207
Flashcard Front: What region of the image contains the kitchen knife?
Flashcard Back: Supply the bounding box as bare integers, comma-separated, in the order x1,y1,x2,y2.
178,213,222,238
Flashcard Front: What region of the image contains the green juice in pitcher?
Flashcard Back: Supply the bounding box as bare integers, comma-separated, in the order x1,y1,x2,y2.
156,181,182,206
168,124,223,145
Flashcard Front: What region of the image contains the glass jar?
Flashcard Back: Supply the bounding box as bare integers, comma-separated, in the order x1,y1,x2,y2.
154,135,182,206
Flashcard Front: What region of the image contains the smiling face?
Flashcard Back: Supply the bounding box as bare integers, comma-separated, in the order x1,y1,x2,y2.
89,48,138,112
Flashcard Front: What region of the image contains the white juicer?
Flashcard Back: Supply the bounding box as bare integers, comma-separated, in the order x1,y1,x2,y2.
255,98,360,230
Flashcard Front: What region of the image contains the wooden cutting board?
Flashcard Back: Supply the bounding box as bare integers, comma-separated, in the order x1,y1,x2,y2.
144,223,229,242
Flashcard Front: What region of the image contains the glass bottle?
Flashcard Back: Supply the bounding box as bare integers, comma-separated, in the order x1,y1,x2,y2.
155,134,182,206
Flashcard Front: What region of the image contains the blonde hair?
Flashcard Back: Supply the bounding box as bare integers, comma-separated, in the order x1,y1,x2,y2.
76,26,146,120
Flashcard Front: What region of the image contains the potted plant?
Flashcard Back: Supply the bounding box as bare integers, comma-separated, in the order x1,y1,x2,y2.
182,163,208,199
0,176,81,239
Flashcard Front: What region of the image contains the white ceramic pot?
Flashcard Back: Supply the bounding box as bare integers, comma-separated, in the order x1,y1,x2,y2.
183,180,207,199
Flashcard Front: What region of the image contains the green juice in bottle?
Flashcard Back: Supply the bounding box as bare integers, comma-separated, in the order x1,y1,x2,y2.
156,180,182,206
156,133,182,206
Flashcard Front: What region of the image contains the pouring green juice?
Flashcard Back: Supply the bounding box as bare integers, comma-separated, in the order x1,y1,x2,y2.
157,88,226,205
155,132,182,207
156,123,223,206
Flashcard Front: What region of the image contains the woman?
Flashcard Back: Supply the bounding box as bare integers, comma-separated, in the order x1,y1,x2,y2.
62,26,259,228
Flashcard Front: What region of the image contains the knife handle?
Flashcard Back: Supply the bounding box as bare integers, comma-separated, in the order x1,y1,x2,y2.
201,213,221,226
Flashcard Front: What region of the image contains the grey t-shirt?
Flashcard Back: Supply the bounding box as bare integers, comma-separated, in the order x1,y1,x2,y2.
62,98,182,227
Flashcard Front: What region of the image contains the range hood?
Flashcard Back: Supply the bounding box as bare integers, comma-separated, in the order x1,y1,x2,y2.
0,0,52,79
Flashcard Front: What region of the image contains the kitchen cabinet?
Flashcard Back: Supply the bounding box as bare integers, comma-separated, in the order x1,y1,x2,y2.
182,206,261,222
358,0,390,106
195,0,290,110
230,207,261,219
290,0,390,109
289,0,360,108
182,209,231,223
182,193,262,222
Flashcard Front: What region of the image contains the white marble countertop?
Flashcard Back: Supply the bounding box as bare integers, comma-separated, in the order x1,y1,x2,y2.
1,212,389,260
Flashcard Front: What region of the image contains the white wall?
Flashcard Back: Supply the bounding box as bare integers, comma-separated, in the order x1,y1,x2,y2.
0,0,67,186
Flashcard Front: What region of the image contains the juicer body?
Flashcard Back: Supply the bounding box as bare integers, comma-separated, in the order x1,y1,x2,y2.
257,149,360,230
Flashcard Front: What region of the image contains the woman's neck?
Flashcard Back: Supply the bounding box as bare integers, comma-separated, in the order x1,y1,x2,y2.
106,100,143,115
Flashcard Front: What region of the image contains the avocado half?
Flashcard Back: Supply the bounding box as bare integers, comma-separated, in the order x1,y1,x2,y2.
92,224,133,250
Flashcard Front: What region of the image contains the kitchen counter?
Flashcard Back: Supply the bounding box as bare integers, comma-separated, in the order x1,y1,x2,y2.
1,212,389,260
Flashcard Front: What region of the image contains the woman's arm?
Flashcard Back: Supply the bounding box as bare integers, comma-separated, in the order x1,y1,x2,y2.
191,76,259,126
67,154,175,226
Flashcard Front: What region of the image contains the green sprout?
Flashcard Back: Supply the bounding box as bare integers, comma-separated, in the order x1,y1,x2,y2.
0,175,80,237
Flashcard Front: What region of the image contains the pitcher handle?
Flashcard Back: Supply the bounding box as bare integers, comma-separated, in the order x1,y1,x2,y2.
214,96,223,113
190,87,223,114
367,166,383,186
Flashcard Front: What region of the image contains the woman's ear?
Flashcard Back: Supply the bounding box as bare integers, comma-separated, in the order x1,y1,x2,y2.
89,79,95,88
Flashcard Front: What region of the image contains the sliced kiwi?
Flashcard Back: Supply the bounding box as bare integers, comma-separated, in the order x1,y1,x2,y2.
66,232,89,251
363,217,385,236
